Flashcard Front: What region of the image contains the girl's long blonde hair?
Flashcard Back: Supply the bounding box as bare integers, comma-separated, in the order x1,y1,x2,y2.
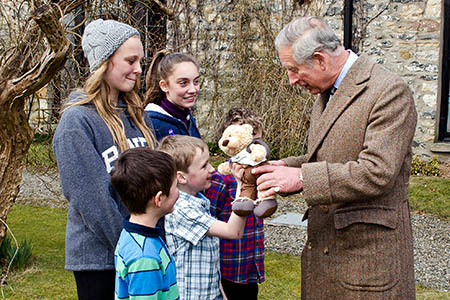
65,60,155,152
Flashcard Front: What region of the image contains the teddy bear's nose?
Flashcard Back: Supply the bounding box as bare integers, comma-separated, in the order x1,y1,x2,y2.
222,139,229,147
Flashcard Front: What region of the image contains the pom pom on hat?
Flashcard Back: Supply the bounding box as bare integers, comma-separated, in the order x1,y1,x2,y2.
82,19,140,72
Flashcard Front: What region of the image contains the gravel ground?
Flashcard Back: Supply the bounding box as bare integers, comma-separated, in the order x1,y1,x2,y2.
15,168,450,292
17,169,67,209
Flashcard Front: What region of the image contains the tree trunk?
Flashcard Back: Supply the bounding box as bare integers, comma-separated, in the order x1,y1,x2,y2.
0,0,73,241
0,109,34,240
0,0,173,241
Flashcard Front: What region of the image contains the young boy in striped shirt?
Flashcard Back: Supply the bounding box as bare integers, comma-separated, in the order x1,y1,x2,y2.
111,148,180,300
158,135,247,300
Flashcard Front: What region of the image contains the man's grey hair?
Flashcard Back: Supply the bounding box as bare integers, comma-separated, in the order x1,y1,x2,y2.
275,16,342,65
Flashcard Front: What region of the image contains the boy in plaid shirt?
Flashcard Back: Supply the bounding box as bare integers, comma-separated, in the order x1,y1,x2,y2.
206,108,265,300
159,135,247,300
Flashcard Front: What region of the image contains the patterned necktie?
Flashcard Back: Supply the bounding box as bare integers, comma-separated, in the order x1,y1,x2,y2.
323,86,337,109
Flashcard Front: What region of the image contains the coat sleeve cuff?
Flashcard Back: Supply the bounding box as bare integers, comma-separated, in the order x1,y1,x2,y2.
302,161,332,206
282,155,307,168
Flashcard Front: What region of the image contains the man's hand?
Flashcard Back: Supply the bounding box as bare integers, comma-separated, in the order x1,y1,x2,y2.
266,160,288,167
252,164,303,198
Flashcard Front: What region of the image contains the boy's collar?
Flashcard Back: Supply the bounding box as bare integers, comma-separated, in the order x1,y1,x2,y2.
178,190,208,200
123,217,162,238
177,184,204,197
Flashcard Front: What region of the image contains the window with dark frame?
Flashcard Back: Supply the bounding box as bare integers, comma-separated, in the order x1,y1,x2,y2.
438,0,450,142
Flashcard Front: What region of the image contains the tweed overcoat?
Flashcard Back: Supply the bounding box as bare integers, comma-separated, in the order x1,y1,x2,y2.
283,54,417,300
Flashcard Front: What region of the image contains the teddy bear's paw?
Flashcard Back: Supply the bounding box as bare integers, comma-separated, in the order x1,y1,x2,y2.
232,198,255,216
251,152,266,162
254,199,278,218
217,161,231,175
250,144,267,162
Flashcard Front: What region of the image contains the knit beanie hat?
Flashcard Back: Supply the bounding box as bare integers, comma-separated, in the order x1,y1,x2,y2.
82,19,140,72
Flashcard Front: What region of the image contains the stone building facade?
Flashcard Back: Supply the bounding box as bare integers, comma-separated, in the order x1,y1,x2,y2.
324,0,445,159
14,0,449,161
165,0,450,161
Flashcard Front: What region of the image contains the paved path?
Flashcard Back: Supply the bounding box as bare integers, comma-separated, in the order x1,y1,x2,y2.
267,212,307,227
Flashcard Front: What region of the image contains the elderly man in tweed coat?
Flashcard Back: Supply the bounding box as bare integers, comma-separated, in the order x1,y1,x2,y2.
253,17,417,299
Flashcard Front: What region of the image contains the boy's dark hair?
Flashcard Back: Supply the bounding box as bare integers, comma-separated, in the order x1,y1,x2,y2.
111,147,176,214
220,108,264,136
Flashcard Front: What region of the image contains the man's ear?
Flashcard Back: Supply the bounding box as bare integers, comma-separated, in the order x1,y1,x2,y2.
312,51,327,70
159,80,168,92
154,191,164,208
177,171,187,185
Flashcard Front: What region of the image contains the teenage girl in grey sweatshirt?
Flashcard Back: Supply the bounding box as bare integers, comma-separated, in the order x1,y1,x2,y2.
52,19,155,300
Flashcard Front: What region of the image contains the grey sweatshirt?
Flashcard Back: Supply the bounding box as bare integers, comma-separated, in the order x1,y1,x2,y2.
52,92,152,271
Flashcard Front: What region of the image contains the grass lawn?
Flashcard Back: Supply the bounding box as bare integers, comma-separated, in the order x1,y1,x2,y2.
1,205,76,300
2,173,449,299
409,176,450,220
259,251,301,299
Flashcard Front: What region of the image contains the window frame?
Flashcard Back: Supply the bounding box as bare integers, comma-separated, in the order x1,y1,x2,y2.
436,0,450,142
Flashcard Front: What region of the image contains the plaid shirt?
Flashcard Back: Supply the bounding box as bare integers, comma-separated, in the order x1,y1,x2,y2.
207,172,265,284
165,191,223,300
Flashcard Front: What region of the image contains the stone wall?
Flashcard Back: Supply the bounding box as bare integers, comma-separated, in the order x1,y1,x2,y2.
165,0,448,161
332,0,445,160
11,0,445,160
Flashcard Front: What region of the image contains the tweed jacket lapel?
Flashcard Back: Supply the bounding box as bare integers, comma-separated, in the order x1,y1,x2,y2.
306,54,375,163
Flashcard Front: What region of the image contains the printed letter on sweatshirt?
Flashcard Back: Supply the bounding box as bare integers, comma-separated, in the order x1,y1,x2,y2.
102,145,119,173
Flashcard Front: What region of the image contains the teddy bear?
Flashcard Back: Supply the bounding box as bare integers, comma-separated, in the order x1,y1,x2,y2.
217,123,278,218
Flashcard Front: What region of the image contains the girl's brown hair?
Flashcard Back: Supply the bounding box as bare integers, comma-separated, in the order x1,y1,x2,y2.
220,108,264,136
144,49,199,106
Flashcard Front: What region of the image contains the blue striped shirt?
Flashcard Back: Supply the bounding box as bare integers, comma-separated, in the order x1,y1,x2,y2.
115,219,179,300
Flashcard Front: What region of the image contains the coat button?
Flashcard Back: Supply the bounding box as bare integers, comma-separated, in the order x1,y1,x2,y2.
320,205,329,213
323,246,329,254
307,242,312,250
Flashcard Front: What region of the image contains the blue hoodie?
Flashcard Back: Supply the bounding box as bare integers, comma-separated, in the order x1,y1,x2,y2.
53,92,153,271
145,103,201,141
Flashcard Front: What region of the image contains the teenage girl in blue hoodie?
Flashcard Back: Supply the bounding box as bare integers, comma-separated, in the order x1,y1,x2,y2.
144,50,202,140
52,19,155,300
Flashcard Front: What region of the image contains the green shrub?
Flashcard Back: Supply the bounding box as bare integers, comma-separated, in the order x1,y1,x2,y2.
411,155,440,177
25,134,56,169
0,236,32,271
207,141,222,156
32,132,52,143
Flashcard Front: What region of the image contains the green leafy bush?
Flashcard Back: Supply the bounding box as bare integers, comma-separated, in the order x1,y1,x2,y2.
25,133,56,169
411,155,440,177
207,141,222,156
0,236,32,271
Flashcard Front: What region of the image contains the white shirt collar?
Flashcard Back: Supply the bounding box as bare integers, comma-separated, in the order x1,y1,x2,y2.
334,50,359,90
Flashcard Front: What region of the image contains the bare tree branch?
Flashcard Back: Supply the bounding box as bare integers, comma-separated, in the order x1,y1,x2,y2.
0,1,71,106
145,0,176,20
